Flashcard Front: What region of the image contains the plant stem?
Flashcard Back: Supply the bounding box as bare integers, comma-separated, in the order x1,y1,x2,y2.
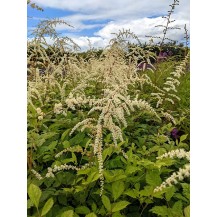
140,203,148,217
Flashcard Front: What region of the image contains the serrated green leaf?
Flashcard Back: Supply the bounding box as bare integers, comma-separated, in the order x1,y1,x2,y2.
84,171,100,185
173,193,189,202
102,195,111,212
150,206,168,216
85,212,97,217
61,210,74,217
140,186,154,197
165,186,176,201
126,166,141,175
124,189,138,198
137,159,155,167
146,170,162,186
28,184,42,209
41,197,54,216
171,201,183,216
181,183,190,200
157,148,167,156
75,206,90,214
112,181,125,201
184,206,190,217
155,158,175,169
113,175,127,182
111,201,130,213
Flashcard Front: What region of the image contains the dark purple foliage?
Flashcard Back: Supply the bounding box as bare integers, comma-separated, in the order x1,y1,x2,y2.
171,128,180,140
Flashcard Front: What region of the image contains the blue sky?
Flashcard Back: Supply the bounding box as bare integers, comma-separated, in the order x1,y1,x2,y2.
27,0,190,50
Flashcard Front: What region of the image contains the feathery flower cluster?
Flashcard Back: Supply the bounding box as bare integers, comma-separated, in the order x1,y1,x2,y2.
131,98,161,120
161,112,176,124
31,169,43,180
36,107,44,120
120,149,128,159
55,146,83,158
30,88,43,106
54,103,63,114
66,88,164,195
171,52,190,78
149,52,189,110
65,95,84,110
157,149,190,161
45,162,95,178
70,118,95,136
163,52,189,93
45,167,55,178
154,164,190,192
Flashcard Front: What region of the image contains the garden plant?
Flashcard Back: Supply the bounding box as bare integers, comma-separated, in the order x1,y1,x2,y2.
27,0,190,216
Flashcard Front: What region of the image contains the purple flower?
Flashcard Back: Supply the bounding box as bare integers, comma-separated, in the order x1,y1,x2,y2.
171,128,179,140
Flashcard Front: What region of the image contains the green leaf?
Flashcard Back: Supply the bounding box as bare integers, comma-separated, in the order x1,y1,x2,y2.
135,183,140,191
112,181,125,201
75,206,90,215
126,166,141,175
124,189,138,198
146,170,162,187
41,197,54,216
155,158,175,169
165,186,176,201
61,129,71,141
63,140,71,148
113,175,127,182
111,201,130,213
102,195,111,212
27,199,34,209
171,201,183,216
61,210,74,217
140,186,154,197
28,184,42,209
103,147,113,161
112,212,124,217
180,134,188,142
150,206,168,216
181,183,190,200
87,171,100,183
85,213,97,217
137,159,155,168
91,202,97,212
173,193,189,202
184,206,190,217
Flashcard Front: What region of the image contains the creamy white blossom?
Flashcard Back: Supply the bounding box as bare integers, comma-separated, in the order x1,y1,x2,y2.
154,164,190,192
54,103,63,114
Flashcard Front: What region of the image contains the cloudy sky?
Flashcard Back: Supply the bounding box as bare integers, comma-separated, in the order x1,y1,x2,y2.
27,0,190,50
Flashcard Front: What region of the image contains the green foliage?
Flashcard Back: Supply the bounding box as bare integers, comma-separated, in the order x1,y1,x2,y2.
111,201,130,213
41,198,54,216
28,184,42,209
102,195,111,212
184,206,190,217
27,2,190,216
61,210,74,217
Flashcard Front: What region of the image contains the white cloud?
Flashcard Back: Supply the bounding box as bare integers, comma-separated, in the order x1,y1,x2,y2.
29,0,190,50
94,16,189,45
68,36,110,50
32,0,189,21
